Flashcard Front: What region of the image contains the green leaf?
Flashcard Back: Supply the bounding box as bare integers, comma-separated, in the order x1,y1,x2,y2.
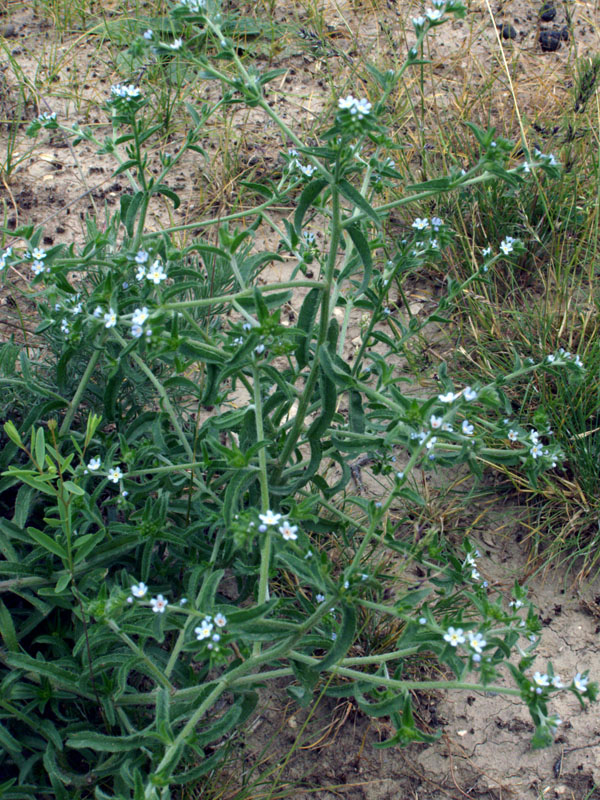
27,527,67,559
345,223,372,296
295,287,321,369
0,723,22,754
318,345,354,389
12,484,36,529
120,191,144,238
197,569,225,610
348,389,365,434
0,598,19,651
66,730,150,752
306,369,336,440
338,179,381,227
6,653,81,691
34,427,45,467
54,573,71,594
179,340,228,364
355,690,405,718
155,687,173,744
153,183,181,209
62,480,84,496
294,178,329,234
316,604,356,671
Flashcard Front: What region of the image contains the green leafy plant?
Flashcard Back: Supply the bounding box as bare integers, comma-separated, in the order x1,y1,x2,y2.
0,2,596,798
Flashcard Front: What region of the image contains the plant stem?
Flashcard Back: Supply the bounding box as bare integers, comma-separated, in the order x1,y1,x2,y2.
58,347,101,437
253,361,272,649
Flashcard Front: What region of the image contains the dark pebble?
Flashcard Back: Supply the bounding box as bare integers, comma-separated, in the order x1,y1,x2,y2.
540,2,556,21
498,23,517,39
0,24,16,37
560,25,569,40
539,29,561,51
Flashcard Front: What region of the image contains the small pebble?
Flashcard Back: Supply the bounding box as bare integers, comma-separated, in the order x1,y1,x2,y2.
560,25,569,41
497,22,517,39
540,2,556,21
539,29,561,51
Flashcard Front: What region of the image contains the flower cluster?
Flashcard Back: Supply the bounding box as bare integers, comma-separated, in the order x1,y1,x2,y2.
110,84,141,102
336,95,373,133
131,307,152,339
0,246,12,271
258,510,298,540
28,247,49,278
135,252,167,285
286,148,317,179
195,613,226,644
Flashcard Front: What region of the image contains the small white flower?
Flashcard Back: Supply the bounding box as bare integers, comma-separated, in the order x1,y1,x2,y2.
412,15,426,27
533,671,550,687
93,306,103,318
316,593,325,603
551,675,564,688
132,307,149,326
500,238,514,255
430,415,443,429
471,568,480,581
426,8,443,20
443,627,466,647
214,613,227,627
135,250,149,264
426,436,437,450
254,343,265,355
279,520,298,541
87,457,101,471
354,98,372,118
573,672,588,693
530,443,544,459
195,621,213,640
143,29,153,39
482,246,491,256
419,616,427,625
338,95,357,110
508,430,519,442
107,467,123,483
299,164,316,177
169,38,183,50
547,354,556,363
31,247,46,260
438,391,458,403
464,387,477,402
259,510,282,526
150,594,168,613
431,216,443,229
573,354,583,368
135,267,146,281
467,631,486,654
146,261,167,284
464,553,476,567
104,309,117,329
131,324,143,338
462,420,474,436
32,260,45,276
441,422,453,432
131,582,148,598
412,217,429,230
60,319,70,334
